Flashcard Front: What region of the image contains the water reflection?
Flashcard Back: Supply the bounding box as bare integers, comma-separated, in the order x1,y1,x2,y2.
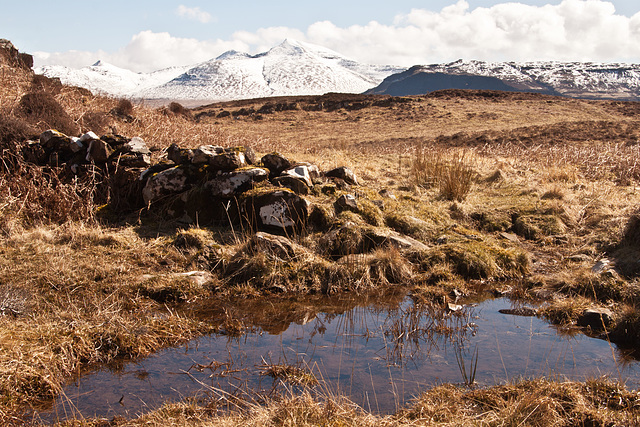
40,293,640,422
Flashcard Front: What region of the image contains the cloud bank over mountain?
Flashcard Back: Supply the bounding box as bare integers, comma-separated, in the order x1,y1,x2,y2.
34,0,640,73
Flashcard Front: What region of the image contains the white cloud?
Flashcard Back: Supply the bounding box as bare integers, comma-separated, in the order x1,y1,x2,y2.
34,0,640,72
176,5,212,24
304,0,640,65
36,31,248,73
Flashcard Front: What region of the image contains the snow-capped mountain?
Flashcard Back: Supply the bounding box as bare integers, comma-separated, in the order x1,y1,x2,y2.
35,61,192,98
36,40,640,102
139,39,403,101
367,60,640,100
35,40,404,101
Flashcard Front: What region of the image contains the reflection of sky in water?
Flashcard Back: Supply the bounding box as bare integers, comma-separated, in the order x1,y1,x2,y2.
41,297,640,422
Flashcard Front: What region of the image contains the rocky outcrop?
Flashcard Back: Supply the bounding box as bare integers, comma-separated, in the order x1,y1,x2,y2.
0,39,33,70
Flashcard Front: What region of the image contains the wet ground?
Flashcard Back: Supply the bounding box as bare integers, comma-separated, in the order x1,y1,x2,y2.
39,293,640,422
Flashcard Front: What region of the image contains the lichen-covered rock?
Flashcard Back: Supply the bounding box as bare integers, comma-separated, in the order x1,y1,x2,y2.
326,166,358,185
204,167,268,198
192,145,224,164
282,165,314,187
262,153,292,176
101,134,131,148
142,165,190,204
210,151,246,171
40,129,72,153
241,189,309,231
167,143,194,165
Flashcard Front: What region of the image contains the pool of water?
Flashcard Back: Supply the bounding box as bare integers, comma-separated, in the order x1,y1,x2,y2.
39,293,640,422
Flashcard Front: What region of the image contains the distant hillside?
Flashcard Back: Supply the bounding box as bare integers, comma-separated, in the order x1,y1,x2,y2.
366,60,640,101
365,66,552,96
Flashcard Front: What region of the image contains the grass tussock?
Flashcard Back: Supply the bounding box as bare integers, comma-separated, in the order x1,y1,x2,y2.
0,224,218,419
411,143,476,202
74,377,639,426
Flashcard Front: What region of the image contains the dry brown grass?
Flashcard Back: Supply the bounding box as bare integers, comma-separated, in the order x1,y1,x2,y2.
0,224,219,421
66,376,638,426
3,65,640,425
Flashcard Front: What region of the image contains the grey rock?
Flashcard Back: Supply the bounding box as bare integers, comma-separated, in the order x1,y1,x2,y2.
261,153,292,175
247,232,308,261
367,228,430,251
326,166,358,185
86,139,113,164
241,189,310,231
282,165,313,187
209,151,246,171
273,175,310,195
334,194,358,212
191,145,224,164
142,165,190,204
577,307,614,331
592,258,614,274
79,131,100,143
204,167,268,197
125,137,151,155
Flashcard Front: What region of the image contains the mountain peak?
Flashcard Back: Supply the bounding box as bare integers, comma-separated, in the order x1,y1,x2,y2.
92,60,104,67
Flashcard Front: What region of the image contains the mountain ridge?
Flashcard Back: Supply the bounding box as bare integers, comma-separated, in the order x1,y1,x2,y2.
35,40,640,102
367,60,640,101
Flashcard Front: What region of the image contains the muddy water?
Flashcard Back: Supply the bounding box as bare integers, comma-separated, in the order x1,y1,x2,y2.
40,293,640,422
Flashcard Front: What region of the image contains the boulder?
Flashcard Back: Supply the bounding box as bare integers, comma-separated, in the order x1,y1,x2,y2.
124,136,151,155
369,229,430,252
101,134,130,148
577,307,614,331
167,143,194,165
241,189,310,231
209,151,246,171
79,131,100,144
40,129,72,153
262,153,292,175
246,232,308,261
273,175,310,195
204,167,269,198
142,165,190,204
326,166,358,185
282,165,313,187
192,145,224,164
334,194,358,212
86,139,113,164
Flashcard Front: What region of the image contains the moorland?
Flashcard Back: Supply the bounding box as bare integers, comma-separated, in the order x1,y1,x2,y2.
2,45,640,425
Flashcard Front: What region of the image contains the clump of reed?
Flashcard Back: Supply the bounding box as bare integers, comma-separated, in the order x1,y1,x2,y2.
411,142,476,201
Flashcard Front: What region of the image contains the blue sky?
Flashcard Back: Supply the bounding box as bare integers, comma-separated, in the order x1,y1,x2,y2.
3,0,640,71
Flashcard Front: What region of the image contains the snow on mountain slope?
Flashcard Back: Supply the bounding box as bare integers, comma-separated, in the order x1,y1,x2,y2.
35,61,192,97
140,39,404,101
411,60,640,98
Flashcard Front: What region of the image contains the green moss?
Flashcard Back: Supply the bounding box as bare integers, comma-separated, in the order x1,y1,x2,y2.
413,239,529,280
355,198,384,227
470,210,513,232
513,214,566,240
385,213,434,241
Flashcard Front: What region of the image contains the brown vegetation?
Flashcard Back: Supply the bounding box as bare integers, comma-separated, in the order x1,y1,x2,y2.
2,58,640,425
